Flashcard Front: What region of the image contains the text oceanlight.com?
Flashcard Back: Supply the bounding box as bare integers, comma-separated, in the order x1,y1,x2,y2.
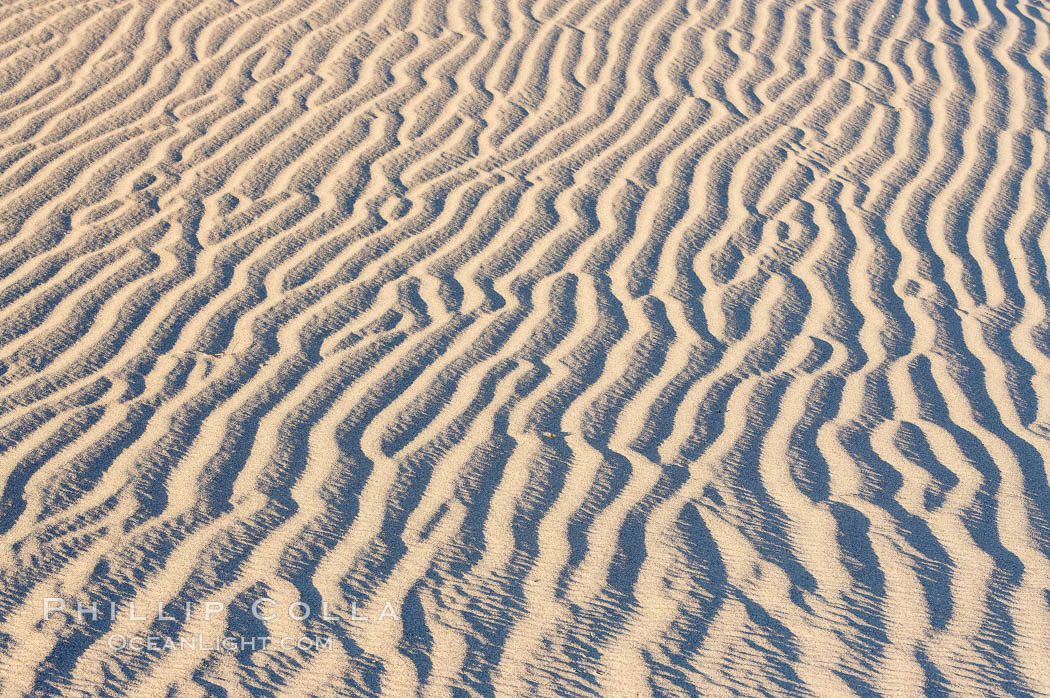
108,634,334,653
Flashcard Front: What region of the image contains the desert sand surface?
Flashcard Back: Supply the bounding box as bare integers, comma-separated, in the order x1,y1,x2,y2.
0,0,1050,695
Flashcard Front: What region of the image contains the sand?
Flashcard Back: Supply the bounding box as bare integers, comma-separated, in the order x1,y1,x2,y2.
0,0,1049,694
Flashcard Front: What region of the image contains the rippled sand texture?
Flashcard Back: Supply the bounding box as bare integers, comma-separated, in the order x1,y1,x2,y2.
2,0,1050,694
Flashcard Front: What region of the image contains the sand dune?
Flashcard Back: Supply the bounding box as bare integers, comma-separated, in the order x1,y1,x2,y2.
1,0,1050,694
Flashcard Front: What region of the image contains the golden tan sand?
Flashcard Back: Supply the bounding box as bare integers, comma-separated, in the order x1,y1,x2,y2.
0,0,1049,694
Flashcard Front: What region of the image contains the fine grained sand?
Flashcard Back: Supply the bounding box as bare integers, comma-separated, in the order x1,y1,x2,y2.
0,0,1049,694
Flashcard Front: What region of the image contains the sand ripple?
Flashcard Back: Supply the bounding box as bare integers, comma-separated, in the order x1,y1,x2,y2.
1,0,1050,694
